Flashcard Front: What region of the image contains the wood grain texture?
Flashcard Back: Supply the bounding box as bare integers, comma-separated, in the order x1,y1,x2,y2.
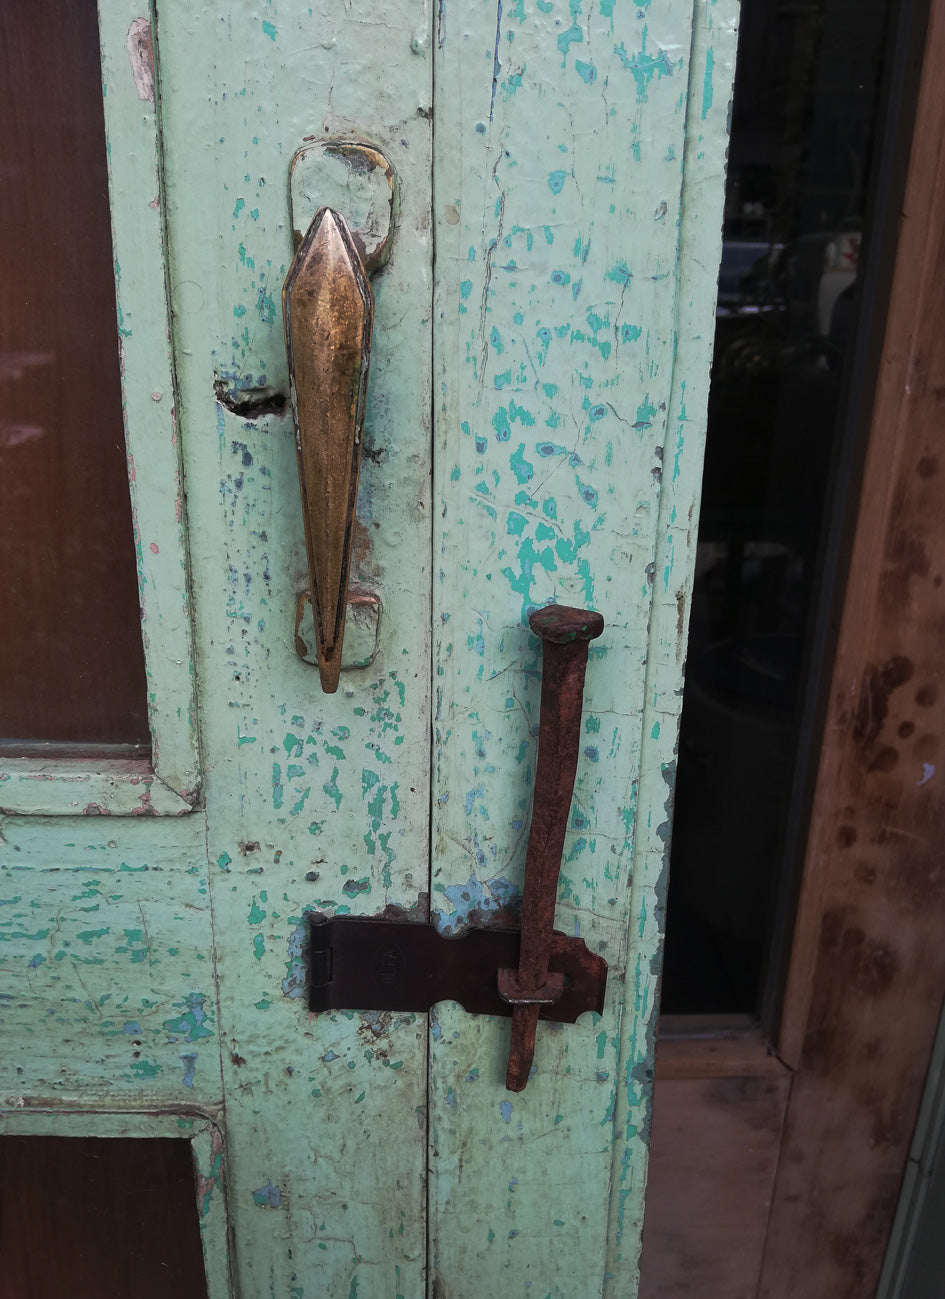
760,2,945,1292
639,1069,791,1299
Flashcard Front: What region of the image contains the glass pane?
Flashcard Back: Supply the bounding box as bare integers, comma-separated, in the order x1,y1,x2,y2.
662,0,892,1014
0,2,149,749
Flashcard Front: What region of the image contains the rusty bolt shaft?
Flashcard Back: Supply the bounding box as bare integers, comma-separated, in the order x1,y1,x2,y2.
506,603,604,1092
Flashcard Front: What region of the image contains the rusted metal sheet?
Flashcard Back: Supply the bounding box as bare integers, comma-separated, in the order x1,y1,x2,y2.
308,914,606,1022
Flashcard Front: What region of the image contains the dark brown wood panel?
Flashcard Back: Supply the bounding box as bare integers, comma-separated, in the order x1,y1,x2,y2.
0,1136,208,1299
0,2,149,747
759,2,945,1292
639,1036,792,1299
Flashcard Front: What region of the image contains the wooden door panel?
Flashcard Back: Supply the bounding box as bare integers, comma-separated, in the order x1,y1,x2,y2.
0,1,740,1294
427,4,738,1291
156,2,435,1291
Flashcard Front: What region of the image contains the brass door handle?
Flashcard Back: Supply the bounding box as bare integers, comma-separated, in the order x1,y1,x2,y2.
283,207,373,693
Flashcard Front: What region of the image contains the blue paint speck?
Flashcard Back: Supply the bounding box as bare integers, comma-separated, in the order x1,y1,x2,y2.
252,1179,282,1208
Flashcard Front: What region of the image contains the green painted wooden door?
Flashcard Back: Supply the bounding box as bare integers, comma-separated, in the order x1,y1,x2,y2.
0,1,736,1294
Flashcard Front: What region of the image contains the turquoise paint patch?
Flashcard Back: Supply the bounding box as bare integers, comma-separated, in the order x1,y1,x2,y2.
510,444,534,484
547,170,567,195
290,787,311,816
253,933,265,960
575,59,597,83
635,396,657,429
506,511,526,537
261,19,276,40
701,47,715,120
460,279,473,300
500,535,557,614
76,927,110,944
163,993,214,1042
613,38,675,102
323,766,342,809
272,762,283,810
558,23,583,60
131,1059,161,1080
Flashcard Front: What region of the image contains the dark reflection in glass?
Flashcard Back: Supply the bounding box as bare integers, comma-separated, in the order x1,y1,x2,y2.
0,3,149,749
662,0,891,1013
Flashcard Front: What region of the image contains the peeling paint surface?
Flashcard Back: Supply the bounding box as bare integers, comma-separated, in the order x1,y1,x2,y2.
0,818,216,1103
429,1,737,1292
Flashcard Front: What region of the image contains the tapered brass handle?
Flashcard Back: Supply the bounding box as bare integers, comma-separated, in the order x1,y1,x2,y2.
283,207,373,693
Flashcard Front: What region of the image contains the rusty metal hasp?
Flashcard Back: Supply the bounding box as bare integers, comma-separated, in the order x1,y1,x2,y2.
308,915,606,1024
307,604,607,1092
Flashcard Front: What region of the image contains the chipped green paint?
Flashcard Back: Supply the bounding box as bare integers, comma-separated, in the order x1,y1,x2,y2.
4,0,736,1295
430,0,737,1293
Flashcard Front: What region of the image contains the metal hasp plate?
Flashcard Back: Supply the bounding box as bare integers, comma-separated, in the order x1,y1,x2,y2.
308,914,607,1022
